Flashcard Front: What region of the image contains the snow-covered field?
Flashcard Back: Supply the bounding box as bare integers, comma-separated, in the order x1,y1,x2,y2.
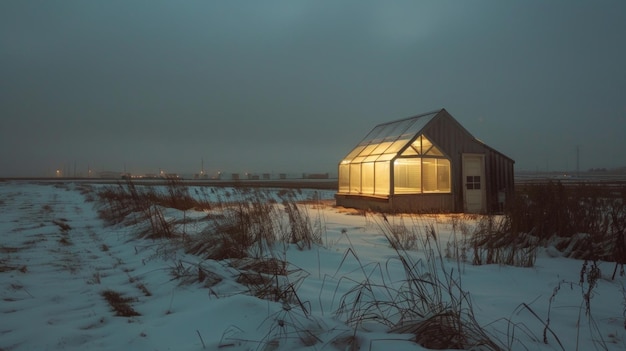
1,181,625,351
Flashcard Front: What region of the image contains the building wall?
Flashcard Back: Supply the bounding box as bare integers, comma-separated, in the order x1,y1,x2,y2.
390,193,454,212
485,147,515,212
335,194,392,212
335,193,454,213
422,110,515,213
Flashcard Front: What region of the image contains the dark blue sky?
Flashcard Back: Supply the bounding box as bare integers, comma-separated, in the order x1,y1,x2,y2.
1,1,625,177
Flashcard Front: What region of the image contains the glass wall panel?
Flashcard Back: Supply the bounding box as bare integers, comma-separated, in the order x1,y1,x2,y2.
349,164,361,194
423,159,451,192
437,159,451,192
338,164,350,193
422,159,437,191
339,113,454,197
426,146,444,156
394,159,421,194
401,145,419,156
414,137,423,154
361,163,375,194
421,136,433,153
374,161,390,195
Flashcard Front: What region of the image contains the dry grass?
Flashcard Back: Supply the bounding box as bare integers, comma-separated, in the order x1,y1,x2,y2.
281,200,323,250
232,257,310,308
101,290,140,317
333,215,503,350
87,179,626,350
469,216,538,267
510,181,626,263
52,219,71,232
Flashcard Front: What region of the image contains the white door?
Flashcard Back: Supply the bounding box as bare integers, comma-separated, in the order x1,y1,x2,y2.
463,154,485,213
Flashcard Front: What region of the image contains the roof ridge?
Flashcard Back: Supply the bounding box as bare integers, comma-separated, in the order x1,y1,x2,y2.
374,108,443,127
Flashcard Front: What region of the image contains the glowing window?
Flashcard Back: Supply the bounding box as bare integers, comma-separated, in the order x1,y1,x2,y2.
394,159,421,194
361,163,375,195
394,157,451,194
374,161,390,195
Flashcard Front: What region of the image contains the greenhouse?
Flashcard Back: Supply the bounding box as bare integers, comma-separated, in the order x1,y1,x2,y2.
336,109,514,213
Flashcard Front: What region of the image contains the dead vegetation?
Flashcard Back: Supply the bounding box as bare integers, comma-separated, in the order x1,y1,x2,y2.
0,246,28,273
510,181,626,264
334,216,503,351
52,218,71,232
89,179,626,350
101,290,140,317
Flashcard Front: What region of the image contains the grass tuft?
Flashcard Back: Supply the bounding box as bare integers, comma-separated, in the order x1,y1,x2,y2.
101,290,140,317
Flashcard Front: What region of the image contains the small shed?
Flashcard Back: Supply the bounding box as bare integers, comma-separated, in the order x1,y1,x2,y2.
335,108,514,213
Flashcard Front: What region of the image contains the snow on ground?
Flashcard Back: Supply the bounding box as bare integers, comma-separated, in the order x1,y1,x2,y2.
1,181,625,350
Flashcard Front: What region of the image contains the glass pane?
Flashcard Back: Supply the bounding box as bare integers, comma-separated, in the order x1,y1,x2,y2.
357,143,380,157
394,119,419,141
422,159,437,191
465,174,479,191
401,144,419,156
394,158,421,194
420,135,445,156
411,137,423,154
358,125,386,145
377,153,396,161
361,163,374,195
368,123,396,143
385,139,411,154
342,145,366,162
360,112,438,146
380,118,413,142
347,113,442,166
338,164,350,192
437,159,451,192
374,161,390,195
423,136,428,151
370,141,394,155
349,164,361,193
426,146,444,156
400,112,438,137
351,156,366,164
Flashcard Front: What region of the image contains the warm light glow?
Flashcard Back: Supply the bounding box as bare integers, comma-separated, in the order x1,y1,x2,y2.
338,132,450,196
394,157,450,194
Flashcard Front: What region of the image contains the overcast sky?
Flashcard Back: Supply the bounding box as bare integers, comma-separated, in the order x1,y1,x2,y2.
1,1,625,177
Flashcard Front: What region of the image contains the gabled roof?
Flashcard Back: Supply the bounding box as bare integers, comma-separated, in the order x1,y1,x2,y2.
340,109,442,163
357,109,441,146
